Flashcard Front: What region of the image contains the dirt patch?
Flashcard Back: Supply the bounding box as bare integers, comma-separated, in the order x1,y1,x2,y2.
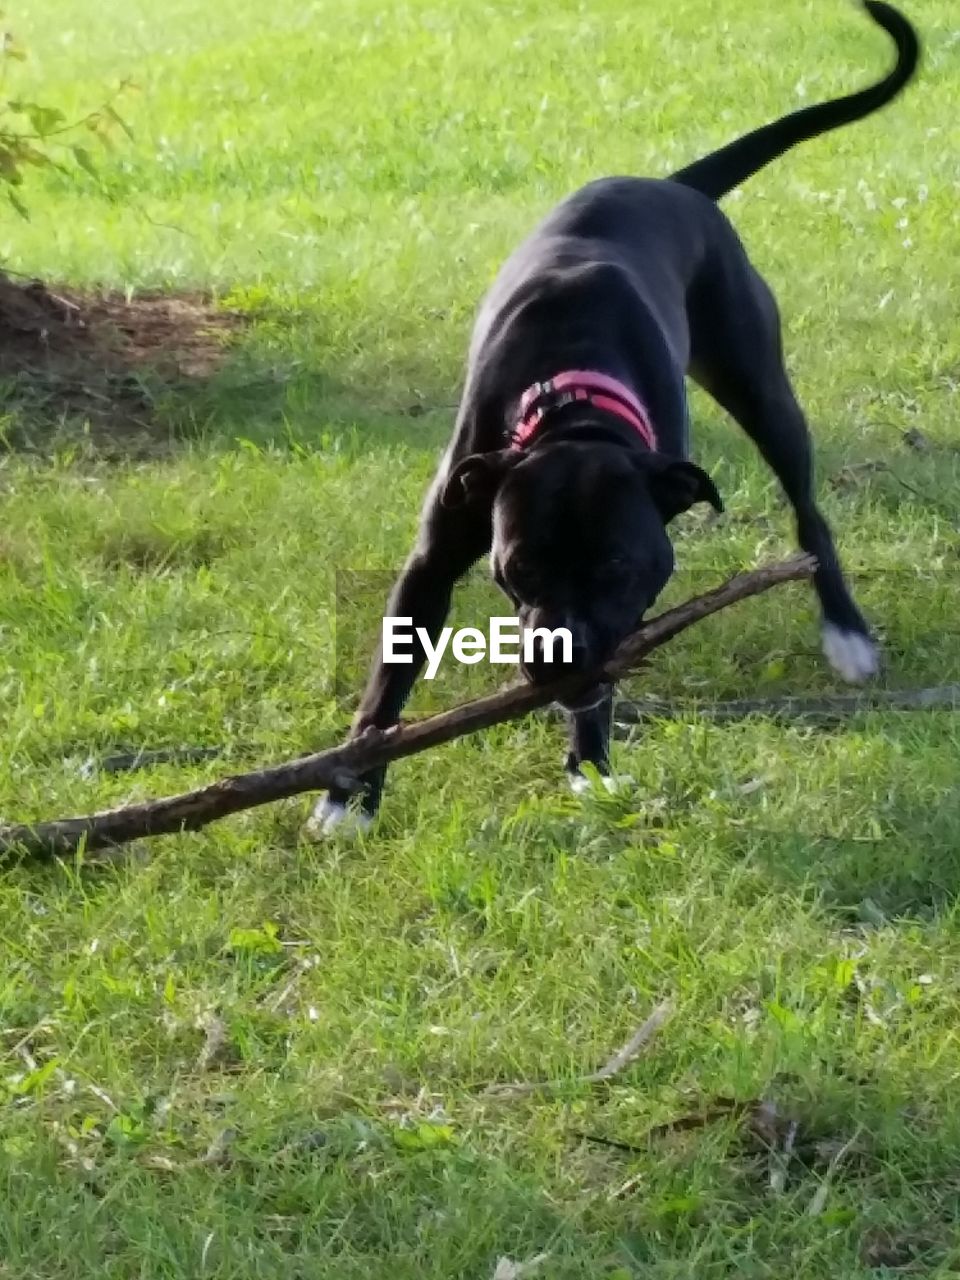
0,274,244,455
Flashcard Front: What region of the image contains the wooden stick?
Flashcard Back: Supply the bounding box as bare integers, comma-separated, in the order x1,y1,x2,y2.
0,555,813,862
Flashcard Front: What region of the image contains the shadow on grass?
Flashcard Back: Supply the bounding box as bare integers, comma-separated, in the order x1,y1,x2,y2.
0,276,452,461
4,276,955,534
727,718,960,921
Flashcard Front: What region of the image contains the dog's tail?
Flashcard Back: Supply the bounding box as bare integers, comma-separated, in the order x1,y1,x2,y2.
669,1,918,202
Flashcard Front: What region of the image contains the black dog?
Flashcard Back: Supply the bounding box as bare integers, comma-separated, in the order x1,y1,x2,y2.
309,0,918,836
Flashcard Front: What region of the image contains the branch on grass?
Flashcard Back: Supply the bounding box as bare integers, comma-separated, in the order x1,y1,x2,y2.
97,747,229,774
479,1001,673,1099
0,555,814,863
94,684,960,775
614,684,960,727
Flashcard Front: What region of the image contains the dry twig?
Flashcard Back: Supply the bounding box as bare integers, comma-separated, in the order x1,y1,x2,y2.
481,1001,673,1099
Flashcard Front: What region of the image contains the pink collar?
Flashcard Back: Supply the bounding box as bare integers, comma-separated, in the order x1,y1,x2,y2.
511,370,658,452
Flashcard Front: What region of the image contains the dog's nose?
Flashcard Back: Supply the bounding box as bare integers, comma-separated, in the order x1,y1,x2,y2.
521,634,551,684
521,621,592,684
567,636,591,671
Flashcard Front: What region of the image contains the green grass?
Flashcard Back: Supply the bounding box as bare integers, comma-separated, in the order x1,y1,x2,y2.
2,0,960,1274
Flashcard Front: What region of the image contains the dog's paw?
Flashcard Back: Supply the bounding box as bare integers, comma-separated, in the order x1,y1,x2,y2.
302,796,373,841
568,771,634,796
822,624,880,683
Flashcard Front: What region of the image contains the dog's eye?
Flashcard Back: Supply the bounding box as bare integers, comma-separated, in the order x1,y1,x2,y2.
507,557,538,596
598,562,642,595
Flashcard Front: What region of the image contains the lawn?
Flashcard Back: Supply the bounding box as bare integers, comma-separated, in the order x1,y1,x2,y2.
2,0,960,1274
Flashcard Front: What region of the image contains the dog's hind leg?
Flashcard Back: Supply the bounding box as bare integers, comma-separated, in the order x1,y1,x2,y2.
690,262,878,682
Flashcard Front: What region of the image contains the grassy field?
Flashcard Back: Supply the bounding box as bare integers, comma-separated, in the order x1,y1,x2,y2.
2,0,960,1274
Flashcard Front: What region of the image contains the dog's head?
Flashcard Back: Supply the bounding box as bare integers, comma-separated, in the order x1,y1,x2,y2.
441,439,722,683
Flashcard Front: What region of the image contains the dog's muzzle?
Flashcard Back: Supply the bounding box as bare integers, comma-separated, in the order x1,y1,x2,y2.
520,615,593,685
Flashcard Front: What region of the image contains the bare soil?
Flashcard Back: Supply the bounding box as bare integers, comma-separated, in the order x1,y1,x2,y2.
0,274,243,454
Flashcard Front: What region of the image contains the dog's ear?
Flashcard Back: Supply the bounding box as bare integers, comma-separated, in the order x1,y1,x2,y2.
642,457,723,523
440,450,516,510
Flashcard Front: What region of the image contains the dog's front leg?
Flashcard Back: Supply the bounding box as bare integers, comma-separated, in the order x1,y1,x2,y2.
564,683,617,794
307,516,488,837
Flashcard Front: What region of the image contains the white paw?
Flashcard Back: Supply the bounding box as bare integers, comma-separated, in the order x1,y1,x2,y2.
821,624,879,683
568,772,634,796
302,797,373,841
602,774,634,795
